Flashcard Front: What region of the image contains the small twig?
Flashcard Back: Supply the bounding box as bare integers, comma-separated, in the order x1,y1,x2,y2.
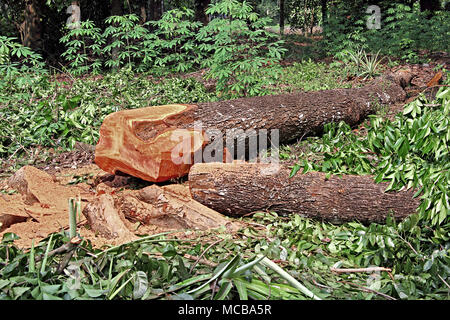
338,280,396,300
189,238,223,273
438,275,450,290
311,278,334,291
35,242,76,263
56,250,76,274
76,245,98,259
331,266,392,274
396,232,420,256
387,271,395,282
184,254,218,268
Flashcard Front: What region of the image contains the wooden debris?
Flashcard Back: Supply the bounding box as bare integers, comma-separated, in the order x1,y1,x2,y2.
83,184,240,240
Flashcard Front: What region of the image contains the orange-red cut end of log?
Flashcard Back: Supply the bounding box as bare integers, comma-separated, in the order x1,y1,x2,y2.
94,104,207,182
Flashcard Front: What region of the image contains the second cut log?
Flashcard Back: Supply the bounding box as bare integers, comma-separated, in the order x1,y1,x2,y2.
189,163,420,224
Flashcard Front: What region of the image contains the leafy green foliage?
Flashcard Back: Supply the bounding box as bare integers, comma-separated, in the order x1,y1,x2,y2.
0,70,214,161
279,59,351,92
103,14,149,70
334,48,384,80
0,36,47,90
60,20,105,75
0,230,321,300
146,8,203,74
322,2,450,62
196,0,287,98
287,0,321,34
60,11,202,75
58,1,287,97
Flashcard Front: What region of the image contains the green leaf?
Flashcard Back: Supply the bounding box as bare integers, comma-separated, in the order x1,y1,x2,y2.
2,233,20,243
234,279,248,300
12,287,30,299
83,286,107,298
133,271,148,299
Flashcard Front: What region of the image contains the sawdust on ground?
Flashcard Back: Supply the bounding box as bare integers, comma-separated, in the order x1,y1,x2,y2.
0,164,194,249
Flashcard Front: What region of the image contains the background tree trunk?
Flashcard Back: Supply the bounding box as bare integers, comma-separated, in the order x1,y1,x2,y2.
20,0,43,51
195,0,210,24
111,0,123,16
321,0,327,27
110,0,123,66
189,163,420,224
420,0,440,18
153,0,162,20
279,0,285,35
138,0,147,23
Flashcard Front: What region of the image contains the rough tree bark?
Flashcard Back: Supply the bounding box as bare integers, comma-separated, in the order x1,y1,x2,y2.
279,0,285,35
20,0,43,51
95,71,412,182
194,0,210,25
189,163,420,224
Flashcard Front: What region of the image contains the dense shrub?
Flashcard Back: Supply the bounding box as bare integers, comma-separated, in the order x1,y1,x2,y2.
322,3,450,62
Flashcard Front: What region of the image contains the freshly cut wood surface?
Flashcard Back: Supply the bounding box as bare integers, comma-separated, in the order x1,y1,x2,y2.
95,104,206,182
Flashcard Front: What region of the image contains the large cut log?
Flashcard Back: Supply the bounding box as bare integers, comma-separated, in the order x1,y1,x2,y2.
188,163,420,224
95,71,411,182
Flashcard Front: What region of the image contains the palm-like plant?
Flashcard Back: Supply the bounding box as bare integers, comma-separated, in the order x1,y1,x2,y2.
345,48,384,80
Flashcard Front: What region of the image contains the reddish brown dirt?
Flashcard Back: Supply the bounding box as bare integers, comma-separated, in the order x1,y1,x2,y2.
0,164,196,249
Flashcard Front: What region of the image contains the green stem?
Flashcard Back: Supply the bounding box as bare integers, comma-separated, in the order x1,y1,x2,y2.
259,255,322,300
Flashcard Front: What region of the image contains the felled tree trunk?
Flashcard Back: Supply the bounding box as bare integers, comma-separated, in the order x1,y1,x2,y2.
188,163,420,224
95,71,411,182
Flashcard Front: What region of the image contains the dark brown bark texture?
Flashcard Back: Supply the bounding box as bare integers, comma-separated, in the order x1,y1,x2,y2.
189,163,420,224
195,0,210,24
136,72,409,147
173,72,407,156
20,0,44,51
279,0,285,35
